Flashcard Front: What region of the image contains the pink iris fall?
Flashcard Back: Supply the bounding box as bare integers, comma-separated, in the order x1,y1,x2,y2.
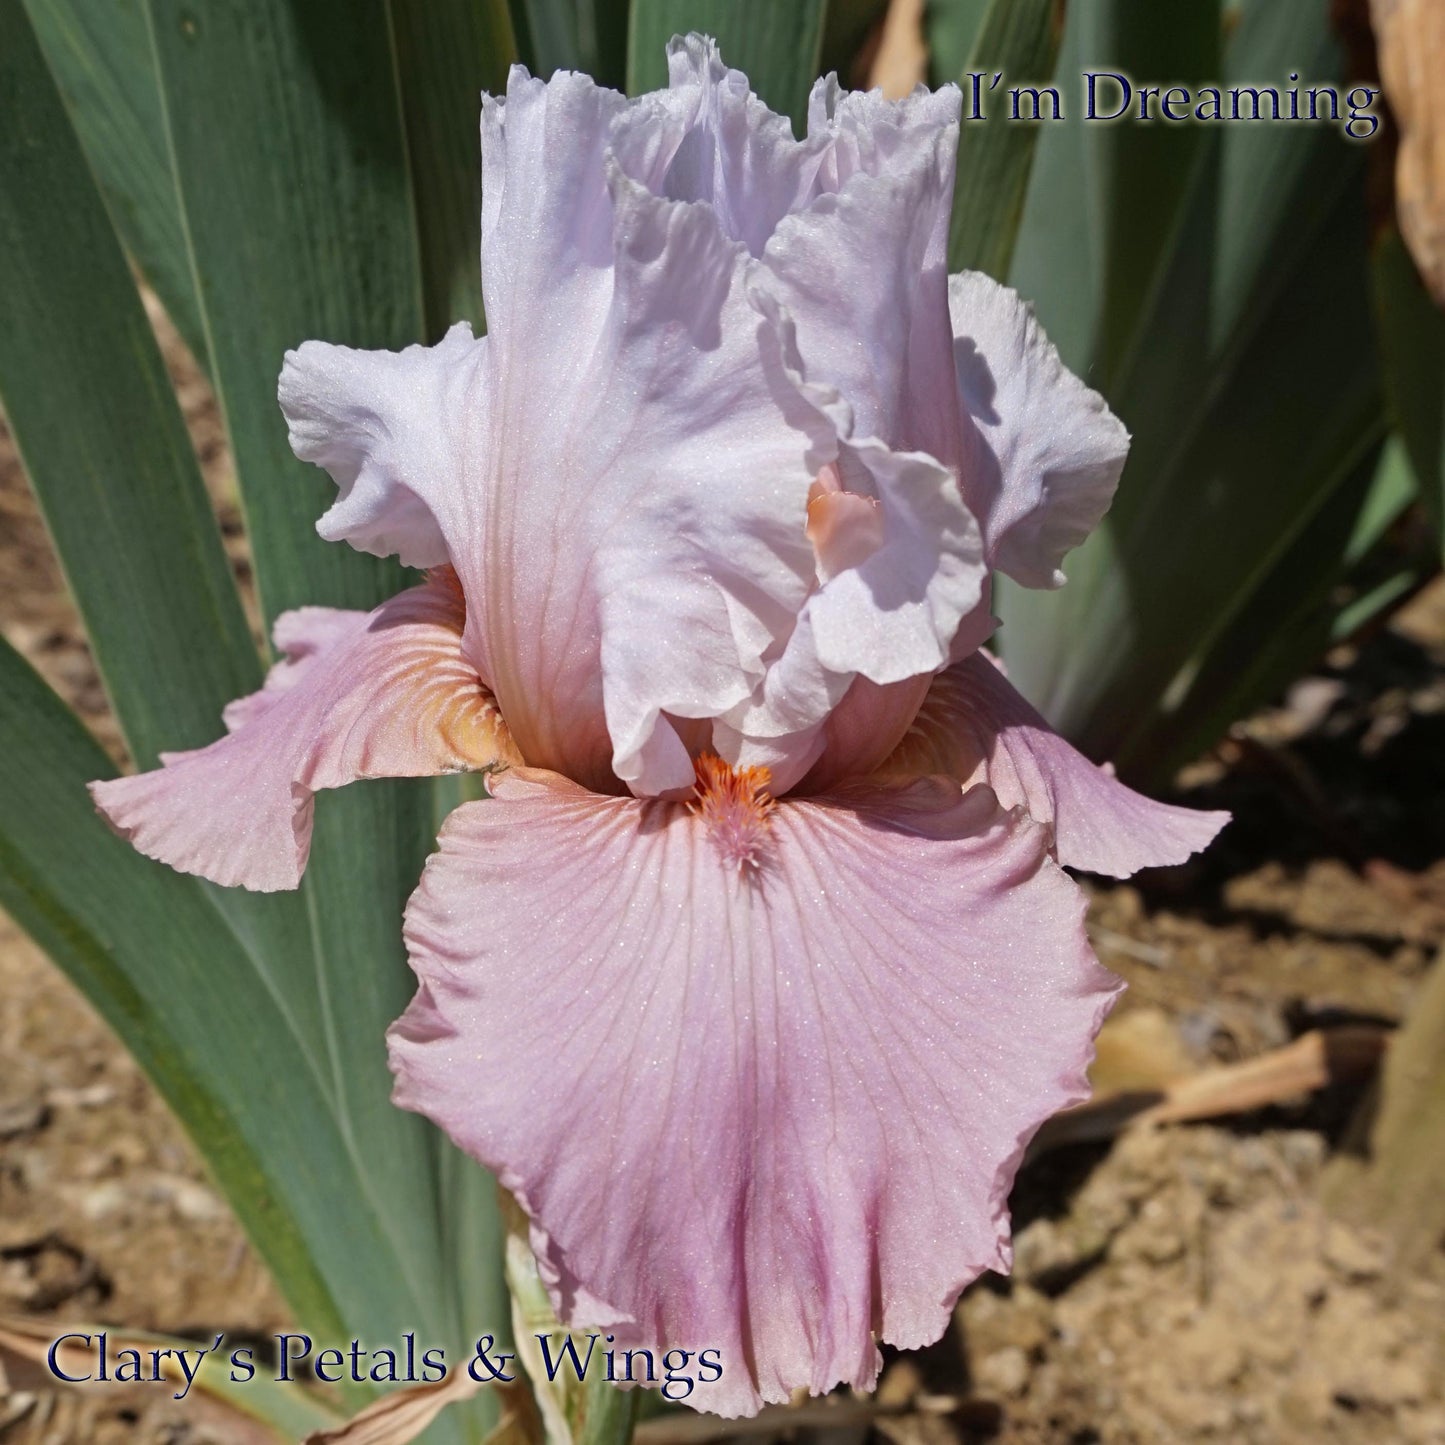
90,37,1227,1418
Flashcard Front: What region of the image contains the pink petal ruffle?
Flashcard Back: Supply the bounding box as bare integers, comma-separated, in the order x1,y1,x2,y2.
389,767,1120,1415
888,652,1229,877
90,574,515,892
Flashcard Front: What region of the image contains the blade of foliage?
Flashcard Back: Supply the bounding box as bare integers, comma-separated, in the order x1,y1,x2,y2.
1375,226,1445,561
945,0,1061,280
1001,6,1096,369
0,0,332,1082
508,0,629,87
1078,1,1221,388
0,0,254,770
574,1373,641,1445
1329,568,1423,641
0,637,409,1390
1001,144,1382,774
21,0,206,365
583,0,632,90
506,0,576,76
143,5,486,1422
1138,438,1418,780
145,0,420,625
1339,439,1426,576
926,0,991,89
392,0,518,337
1008,0,1220,384
437,1146,513,1354
1322,943,1445,1272
627,0,828,132
997,0,1386,782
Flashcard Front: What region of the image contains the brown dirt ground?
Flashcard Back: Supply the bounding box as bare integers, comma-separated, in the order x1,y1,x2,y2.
1,302,1444,1444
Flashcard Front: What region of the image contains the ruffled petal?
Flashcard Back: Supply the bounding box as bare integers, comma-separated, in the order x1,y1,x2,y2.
706,79,984,785
805,443,981,683
389,766,1120,1415
474,56,989,796
777,83,962,463
90,574,515,892
470,65,833,797
278,322,485,570
949,270,1129,588
715,296,984,789
764,78,973,608
808,80,963,193
278,54,1000,804
609,35,831,257
886,652,1229,877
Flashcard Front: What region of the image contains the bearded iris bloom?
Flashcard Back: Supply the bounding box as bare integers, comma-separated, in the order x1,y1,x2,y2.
91,37,1225,1417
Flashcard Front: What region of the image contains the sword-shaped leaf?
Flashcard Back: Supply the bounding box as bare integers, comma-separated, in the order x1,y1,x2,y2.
21,0,206,364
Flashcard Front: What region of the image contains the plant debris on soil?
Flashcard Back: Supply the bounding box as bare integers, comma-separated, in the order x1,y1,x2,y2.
1,301,1443,1444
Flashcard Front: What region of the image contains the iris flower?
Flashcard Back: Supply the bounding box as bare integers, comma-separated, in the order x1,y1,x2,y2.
92,38,1225,1417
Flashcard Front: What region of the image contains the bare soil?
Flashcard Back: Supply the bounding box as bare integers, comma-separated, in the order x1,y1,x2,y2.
1,305,1443,1444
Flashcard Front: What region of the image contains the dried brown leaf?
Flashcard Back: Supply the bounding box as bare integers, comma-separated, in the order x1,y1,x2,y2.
1034,1026,1390,1152
0,1318,117,1397
302,1369,484,1445
867,0,926,99
1373,0,1445,303
1137,1026,1387,1124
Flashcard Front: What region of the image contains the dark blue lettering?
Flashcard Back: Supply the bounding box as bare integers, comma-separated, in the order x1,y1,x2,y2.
1085,72,1130,121
537,1333,596,1382
275,1333,313,1382
48,1334,92,1384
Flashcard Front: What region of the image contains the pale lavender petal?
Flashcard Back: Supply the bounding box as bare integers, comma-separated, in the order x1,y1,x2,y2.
805,441,981,682
469,65,830,795
281,55,994,800
609,35,831,257
720,298,984,784
389,767,1120,1415
768,78,979,637
809,80,964,194
90,575,515,892
278,322,484,570
777,82,962,463
888,652,1229,877
949,270,1129,588
707,80,986,779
